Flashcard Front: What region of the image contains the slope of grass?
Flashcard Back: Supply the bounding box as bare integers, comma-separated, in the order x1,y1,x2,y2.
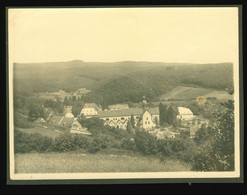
15,152,191,173
16,127,64,139
158,86,233,101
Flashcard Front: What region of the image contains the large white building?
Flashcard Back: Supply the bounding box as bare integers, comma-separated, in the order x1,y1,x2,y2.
97,107,159,130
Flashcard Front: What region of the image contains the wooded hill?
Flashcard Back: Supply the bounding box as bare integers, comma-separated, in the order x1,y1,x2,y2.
13,60,233,106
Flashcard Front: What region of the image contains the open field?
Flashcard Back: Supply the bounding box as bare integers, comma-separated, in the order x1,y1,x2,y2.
15,151,191,173
157,86,232,101
17,127,64,139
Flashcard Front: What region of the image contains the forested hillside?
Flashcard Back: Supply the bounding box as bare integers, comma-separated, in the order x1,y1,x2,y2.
85,63,233,106
13,61,233,107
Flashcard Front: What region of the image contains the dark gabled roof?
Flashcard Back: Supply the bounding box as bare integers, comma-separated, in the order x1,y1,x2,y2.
33,117,46,123
47,115,63,124
98,108,143,118
146,107,159,115
61,117,74,125
47,115,74,126
98,107,159,118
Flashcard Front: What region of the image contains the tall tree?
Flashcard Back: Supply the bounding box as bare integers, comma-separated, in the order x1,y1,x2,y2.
28,104,45,122
192,88,234,171
159,102,168,126
159,102,164,126
71,102,83,117
126,121,135,136
166,106,177,126
130,114,135,127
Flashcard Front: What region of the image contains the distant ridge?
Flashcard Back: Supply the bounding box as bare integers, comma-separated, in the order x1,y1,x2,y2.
14,60,232,67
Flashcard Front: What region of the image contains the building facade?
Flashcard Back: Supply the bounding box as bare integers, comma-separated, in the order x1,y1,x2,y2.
80,103,101,118
98,107,159,130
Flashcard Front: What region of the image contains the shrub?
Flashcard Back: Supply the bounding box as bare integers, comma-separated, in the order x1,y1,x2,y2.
121,138,136,151
156,139,174,158
134,130,158,156
72,134,92,150
14,112,33,128
88,134,121,153
14,130,53,153
51,133,76,152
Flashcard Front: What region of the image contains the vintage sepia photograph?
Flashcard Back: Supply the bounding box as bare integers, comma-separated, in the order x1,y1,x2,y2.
7,7,242,183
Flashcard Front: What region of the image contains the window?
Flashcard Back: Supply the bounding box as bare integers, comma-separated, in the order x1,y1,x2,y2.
146,117,148,120
148,121,150,124
145,121,147,124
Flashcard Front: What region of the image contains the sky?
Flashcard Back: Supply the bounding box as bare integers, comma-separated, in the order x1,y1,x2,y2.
8,7,239,64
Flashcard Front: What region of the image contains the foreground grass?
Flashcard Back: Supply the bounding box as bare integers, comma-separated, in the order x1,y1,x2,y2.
15,150,191,173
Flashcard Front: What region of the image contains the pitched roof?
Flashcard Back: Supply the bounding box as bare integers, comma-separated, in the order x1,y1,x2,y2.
83,103,100,110
61,117,74,125
98,107,159,118
47,115,74,126
177,107,193,115
108,104,129,110
98,108,143,118
48,115,63,124
147,107,159,115
34,117,46,123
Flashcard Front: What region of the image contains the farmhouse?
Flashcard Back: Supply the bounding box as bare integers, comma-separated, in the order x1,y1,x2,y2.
80,103,101,118
177,107,194,120
70,118,91,135
98,107,159,130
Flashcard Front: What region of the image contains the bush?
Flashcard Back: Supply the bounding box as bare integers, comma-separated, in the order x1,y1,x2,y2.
14,130,53,153
121,138,136,151
88,134,121,153
78,117,104,130
73,134,92,150
134,130,158,156
156,139,174,158
50,133,75,152
51,133,92,152
14,115,33,128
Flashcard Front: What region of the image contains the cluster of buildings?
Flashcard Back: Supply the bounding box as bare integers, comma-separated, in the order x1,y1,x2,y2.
34,98,200,138
38,88,91,102
80,102,159,130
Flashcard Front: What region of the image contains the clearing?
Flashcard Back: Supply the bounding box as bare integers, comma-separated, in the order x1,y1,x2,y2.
158,86,232,101
16,126,64,139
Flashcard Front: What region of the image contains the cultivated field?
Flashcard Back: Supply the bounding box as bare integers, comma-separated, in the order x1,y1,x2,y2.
15,151,191,173
158,86,232,101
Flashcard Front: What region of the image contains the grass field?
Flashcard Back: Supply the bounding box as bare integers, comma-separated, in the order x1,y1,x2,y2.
158,86,232,101
17,126,64,139
15,151,191,173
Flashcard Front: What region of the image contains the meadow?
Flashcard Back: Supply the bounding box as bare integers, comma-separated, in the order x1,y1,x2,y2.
17,127,63,139
15,150,191,173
